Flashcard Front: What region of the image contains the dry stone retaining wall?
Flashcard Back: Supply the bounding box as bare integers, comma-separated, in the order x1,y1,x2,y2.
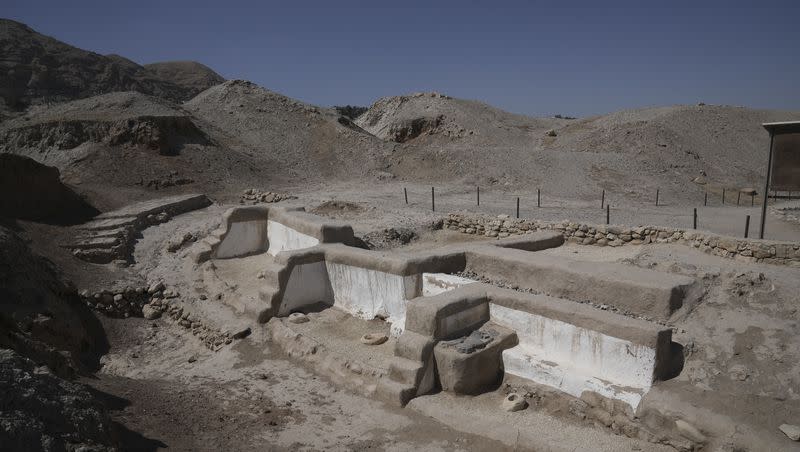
444,213,800,267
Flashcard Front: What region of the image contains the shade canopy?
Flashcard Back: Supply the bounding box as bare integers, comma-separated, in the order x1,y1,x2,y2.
763,121,800,134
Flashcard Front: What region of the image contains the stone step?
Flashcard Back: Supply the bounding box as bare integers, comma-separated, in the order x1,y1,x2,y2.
76,227,129,240
71,248,118,264
394,330,435,362
388,357,425,385
82,216,138,231
375,378,417,407
67,236,121,250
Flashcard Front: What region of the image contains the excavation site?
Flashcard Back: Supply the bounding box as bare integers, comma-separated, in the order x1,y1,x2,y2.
1,8,800,452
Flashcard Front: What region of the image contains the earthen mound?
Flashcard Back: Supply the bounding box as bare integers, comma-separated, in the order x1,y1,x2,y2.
0,154,98,224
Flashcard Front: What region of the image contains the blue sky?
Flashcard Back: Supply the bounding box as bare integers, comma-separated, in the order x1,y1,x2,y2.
6,0,800,117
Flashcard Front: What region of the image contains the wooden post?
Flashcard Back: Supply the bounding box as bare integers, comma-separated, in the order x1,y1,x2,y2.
656,188,659,206
744,215,751,238
404,187,408,204
760,132,775,239
516,197,520,219
606,204,610,225
476,186,480,206
704,191,708,206
537,188,541,207
431,187,435,212
601,189,605,209
751,193,755,206
722,188,726,204
693,208,697,229
737,191,741,205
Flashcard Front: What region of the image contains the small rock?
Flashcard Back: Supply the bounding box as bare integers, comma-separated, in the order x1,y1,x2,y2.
502,393,528,412
148,282,165,294
113,294,124,302
233,327,251,339
142,305,162,320
779,424,800,441
360,333,388,345
287,312,309,324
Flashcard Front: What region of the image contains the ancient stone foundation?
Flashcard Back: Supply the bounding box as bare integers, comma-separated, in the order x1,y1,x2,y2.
444,212,800,267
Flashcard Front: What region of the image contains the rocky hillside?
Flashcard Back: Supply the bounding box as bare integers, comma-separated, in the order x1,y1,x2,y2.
143,61,225,94
0,91,210,166
357,91,564,145
0,19,224,109
0,225,107,375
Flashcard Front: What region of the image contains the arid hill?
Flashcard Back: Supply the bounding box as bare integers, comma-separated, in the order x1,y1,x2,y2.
0,19,224,110
2,18,798,211
358,92,799,202
143,61,225,95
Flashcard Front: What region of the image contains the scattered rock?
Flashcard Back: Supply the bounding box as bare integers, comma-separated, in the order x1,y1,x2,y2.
779,424,800,441
241,189,296,204
148,281,165,294
232,327,251,340
502,393,528,412
287,312,309,324
439,329,497,354
360,333,388,345
142,305,162,320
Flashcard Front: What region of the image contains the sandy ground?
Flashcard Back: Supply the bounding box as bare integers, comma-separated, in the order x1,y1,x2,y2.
85,315,510,452
279,180,800,242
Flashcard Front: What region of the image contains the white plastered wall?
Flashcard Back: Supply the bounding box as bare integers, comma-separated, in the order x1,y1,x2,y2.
490,304,657,410
325,262,420,336
215,220,268,258
267,220,320,256
280,261,332,316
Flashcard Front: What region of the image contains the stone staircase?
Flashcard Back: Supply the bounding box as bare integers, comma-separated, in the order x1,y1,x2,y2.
66,194,211,264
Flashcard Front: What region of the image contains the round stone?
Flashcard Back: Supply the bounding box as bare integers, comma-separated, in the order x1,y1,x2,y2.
502,393,528,412
360,333,388,345
287,312,309,324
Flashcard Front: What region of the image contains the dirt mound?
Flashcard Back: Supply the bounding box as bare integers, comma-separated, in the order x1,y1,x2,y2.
0,154,98,224
545,104,797,188
357,91,561,144
143,61,225,94
185,80,388,180
0,19,222,109
358,92,799,202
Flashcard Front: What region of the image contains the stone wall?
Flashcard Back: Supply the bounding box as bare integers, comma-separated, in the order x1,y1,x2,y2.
443,213,800,267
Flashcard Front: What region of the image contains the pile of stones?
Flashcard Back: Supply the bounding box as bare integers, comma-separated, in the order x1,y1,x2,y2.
79,287,150,318
240,189,295,204
80,281,233,350
444,213,800,267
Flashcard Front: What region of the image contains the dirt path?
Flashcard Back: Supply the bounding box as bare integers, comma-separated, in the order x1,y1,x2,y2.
85,316,511,452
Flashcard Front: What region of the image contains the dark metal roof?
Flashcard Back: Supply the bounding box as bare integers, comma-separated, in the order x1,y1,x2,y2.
763,121,800,134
